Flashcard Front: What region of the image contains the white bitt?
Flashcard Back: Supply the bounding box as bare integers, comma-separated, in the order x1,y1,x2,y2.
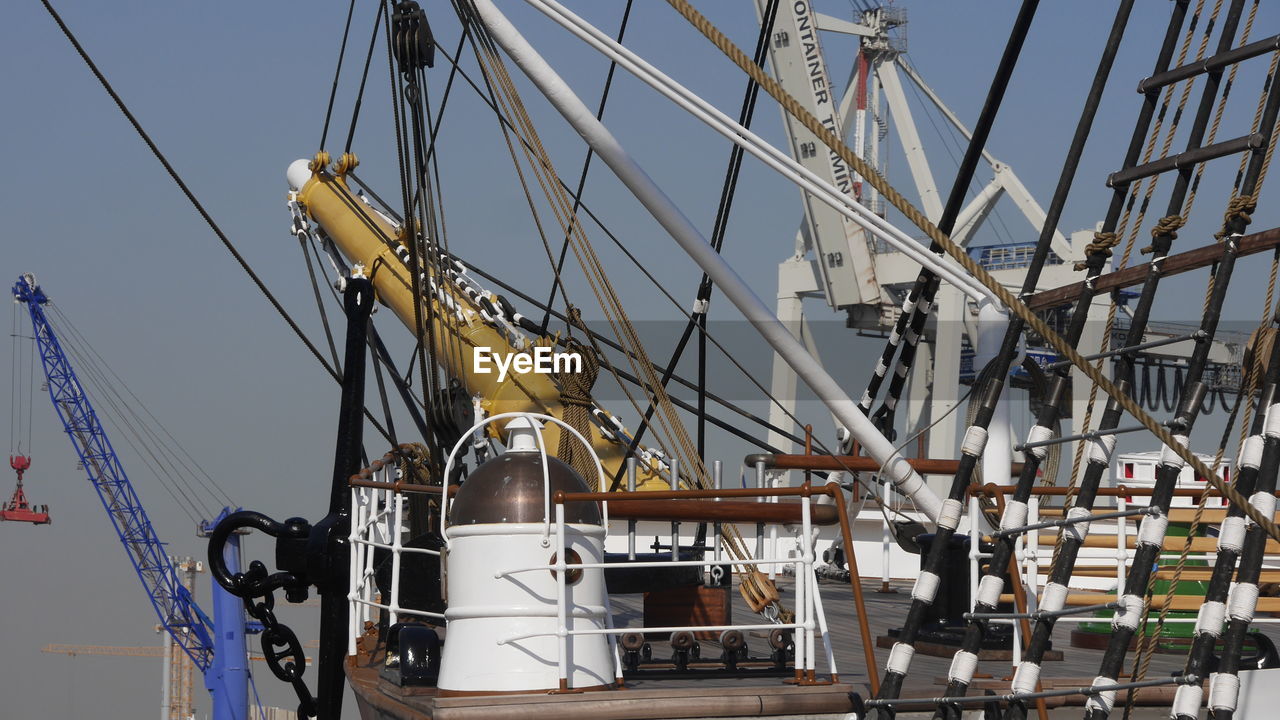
912,571,941,604
1136,512,1169,548
1159,435,1189,470
1025,425,1054,461
1085,676,1116,715
886,642,915,675
1217,516,1246,554
1240,434,1264,470
1039,582,1068,614
1250,491,1277,526
1112,594,1143,631
999,500,1028,533
961,426,988,458
1087,433,1116,466
1266,403,1280,439
976,574,1004,608
937,499,964,532
1063,507,1092,543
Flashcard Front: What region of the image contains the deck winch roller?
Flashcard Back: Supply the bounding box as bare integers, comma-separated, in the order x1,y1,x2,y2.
438,416,615,693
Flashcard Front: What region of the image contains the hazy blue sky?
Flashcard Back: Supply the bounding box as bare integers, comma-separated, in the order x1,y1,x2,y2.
3,2,1279,717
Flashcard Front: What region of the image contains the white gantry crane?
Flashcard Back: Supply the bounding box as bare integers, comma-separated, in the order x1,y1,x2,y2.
760,1,1101,493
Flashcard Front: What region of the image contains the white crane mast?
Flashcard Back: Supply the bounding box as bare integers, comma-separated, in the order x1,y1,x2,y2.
760,3,1097,495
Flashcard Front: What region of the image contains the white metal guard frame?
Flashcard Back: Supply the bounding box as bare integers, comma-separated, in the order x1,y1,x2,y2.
347,411,839,687
962,486,1280,669
348,480,445,656
491,483,836,689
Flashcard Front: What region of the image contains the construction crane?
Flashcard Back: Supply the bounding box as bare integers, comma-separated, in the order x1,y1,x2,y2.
42,634,312,720
42,643,316,664
13,273,249,720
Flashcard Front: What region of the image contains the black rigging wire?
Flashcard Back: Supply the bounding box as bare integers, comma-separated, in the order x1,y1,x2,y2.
334,2,904,522
299,235,342,371
538,0,635,333
383,0,441,458
320,0,359,151
379,39,811,453
456,254,804,449
37,0,395,446
45,311,208,523
613,0,781,480
345,1,387,154
367,318,399,447
311,228,436,446
48,305,235,509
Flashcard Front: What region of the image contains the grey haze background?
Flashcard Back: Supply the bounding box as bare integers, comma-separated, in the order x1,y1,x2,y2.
3,1,1279,717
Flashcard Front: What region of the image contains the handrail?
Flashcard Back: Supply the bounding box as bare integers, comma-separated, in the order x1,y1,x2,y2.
970,482,1264,499
747,453,1025,476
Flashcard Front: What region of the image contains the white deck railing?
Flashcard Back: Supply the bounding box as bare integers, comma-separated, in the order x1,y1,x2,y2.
347,470,443,657
967,490,1280,665
345,449,838,687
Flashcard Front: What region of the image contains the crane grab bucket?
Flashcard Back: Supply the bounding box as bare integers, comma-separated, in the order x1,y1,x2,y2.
2,455,51,525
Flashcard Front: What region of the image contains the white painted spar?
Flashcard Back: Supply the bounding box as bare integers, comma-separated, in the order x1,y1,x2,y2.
975,298,1017,488
517,0,995,304
470,0,944,523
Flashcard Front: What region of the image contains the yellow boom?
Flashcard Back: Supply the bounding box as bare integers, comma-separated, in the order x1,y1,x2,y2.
289,153,666,489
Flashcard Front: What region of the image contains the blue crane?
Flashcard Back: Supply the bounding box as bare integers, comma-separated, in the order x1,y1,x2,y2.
14,273,250,720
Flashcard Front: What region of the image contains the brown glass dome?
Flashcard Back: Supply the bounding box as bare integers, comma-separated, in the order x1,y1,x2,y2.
449,451,601,525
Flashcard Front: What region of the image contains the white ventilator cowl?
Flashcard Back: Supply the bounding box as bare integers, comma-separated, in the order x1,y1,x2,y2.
505,416,541,452
287,158,313,192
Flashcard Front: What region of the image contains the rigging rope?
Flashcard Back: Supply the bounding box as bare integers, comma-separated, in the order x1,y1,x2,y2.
37,0,395,447
344,2,387,154
1125,6,1276,709
320,0,359,151
424,38,814,458
540,0,635,333
554,319,601,488
459,2,788,611
659,0,1280,538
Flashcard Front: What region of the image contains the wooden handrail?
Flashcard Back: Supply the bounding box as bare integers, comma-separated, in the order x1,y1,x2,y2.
1026,225,1280,310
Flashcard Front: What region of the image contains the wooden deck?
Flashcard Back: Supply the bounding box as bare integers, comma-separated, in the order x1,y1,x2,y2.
348,574,1280,718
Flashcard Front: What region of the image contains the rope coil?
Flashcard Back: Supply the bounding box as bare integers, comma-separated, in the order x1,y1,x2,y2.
1074,231,1121,271
662,0,1280,541
1216,193,1258,238
554,318,601,488
1140,214,1186,254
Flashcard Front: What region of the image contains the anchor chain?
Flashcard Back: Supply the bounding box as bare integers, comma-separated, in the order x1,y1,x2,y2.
208,510,318,718
244,573,316,718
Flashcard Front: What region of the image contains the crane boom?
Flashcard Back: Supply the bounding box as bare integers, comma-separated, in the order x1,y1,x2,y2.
13,273,215,671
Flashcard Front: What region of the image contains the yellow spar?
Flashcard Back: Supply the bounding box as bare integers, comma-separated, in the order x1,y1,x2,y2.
288,153,668,490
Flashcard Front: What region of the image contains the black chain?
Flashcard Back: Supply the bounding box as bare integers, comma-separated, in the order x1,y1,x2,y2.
208,512,318,718
239,567,318,719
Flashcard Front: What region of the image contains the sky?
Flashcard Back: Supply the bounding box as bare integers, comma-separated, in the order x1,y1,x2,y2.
3,1,1280,718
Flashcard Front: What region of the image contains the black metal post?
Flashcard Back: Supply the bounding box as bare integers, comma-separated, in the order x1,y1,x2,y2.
867,0,1040,437
1083,5,1258,717
863,2,1044,713
315,277,374,719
